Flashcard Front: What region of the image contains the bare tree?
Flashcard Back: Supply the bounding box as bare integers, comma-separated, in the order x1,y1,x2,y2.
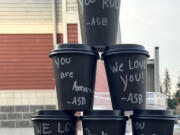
175,73,180,97
163,69,171,97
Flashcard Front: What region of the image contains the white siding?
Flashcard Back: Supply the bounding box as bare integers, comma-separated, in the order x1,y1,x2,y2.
66,0,77,12
0,0,79,34
0,0,62,24
56,0,62,23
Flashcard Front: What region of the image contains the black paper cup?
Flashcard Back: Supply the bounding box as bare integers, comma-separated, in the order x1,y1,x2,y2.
77,0,121,51
49,44,99,111
31,110,78,135
102,44,149,111
81,110,128,135
130,110,176,135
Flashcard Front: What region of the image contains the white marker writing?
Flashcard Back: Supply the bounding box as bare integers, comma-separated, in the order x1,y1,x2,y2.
84,128,108,135
58,122,71,133
135,122,145,130
72,81,93,93
84,128,93,135
102,131,108,135
120,75,127,92
84,0,96,6
102,0,120,10
54,57,71,68
60,72,74,80
110,61,124,73
127,93,143,104
78,0,84,13
60,57,71,65
36,123,42,135
129,60,146,70
78,0,96,13
120,72,144,92
86,17,108,26
42,123,52,135
67,97,86,106
54,58,60,68
121,97,126,100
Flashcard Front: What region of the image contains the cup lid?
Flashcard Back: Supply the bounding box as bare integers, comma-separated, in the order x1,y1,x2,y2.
83,110,124,116
35,110,75,116
31,110,77,120
131,109,176,120
49,44,99,58
133,109,174,116
102,44,150,59
81,110,128,121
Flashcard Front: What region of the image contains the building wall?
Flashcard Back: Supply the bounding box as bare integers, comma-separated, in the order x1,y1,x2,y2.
0,34,53,90
67,24,78,43
147,60,155,92
0,0,79,128
0,0,63,34
0,0,58,23
95,60,109,92
0,0,78,91
0,0,164,129
0,105,56,128
66,0,77,12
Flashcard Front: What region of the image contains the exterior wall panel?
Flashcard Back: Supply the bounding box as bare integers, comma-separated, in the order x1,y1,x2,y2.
56,0,62,23
147,63,155,92
0,34,63,90
57,34,63,43
0,0,62,24
95,60,109,92
67,24,78,43
66,0,77,12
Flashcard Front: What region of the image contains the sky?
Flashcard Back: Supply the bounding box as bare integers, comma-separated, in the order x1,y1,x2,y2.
120,0,180,93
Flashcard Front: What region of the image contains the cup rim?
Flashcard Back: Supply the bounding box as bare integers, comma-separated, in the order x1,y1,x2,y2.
83,110,124,116
130,109,176,120
80,110,128,121
80,117,128,121
31,117,78,121
31,110,78,121
49,44,99,59
101,44,150,59
133,109,175,116
130,116,176,121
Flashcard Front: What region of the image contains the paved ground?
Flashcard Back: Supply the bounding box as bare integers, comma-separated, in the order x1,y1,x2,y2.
0,128,133,135
0,128,34,135
174,129,180,135
0,129,85,135
0,128,132,135
0,128,178,135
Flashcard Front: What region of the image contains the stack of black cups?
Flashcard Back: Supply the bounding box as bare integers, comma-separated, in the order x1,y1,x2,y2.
31,0,176,135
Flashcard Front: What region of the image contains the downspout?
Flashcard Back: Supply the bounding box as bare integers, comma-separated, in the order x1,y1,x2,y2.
77,8,82,43
62,0,68,43
155,47,160,92
52,0,58,109
116,22,122,44
52,0,57,49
